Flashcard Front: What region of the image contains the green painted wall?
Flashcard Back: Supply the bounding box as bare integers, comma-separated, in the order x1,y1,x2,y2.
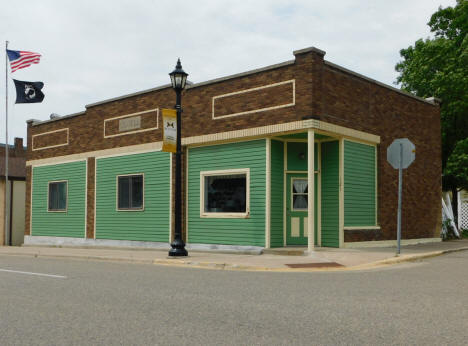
188,140,266,246
321,141,340,247
270,140,284,247
32,161,86,238
344,140,376,226
287,142,307,170
287,142,318,171
95,151,170,242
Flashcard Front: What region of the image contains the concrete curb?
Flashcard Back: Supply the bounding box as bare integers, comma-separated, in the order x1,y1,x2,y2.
0,252,157,265
151,247,468,272
349,246,468,271
1,246,467,273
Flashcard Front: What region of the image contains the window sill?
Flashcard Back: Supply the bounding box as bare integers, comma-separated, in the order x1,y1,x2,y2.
200,212,250,219
117,208,145,212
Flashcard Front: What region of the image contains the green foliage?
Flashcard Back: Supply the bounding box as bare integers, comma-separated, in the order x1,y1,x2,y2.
395,0,468,173
462,229,468,238
441,218,458,240
446,138,468,190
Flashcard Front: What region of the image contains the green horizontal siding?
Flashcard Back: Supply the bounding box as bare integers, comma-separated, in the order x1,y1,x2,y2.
96,151,170,242
321,141,340,247
344,141,376,227
188,140,266,247
32,161,86,238
270,140,284,248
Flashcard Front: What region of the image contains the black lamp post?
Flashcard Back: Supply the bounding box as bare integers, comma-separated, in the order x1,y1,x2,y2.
168,58,188,257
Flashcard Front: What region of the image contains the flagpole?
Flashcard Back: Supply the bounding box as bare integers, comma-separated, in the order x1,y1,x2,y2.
4,40,10,246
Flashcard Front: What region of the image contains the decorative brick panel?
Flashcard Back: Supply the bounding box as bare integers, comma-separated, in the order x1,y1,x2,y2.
212,80,295,119
32,128,68,151
104,109,159,138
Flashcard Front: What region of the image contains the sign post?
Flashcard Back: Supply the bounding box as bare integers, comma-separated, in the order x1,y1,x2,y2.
387,138,415,255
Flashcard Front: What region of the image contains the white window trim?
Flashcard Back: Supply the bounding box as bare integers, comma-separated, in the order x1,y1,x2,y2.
200,168,250,218
47,180,68,213
116,173,145,211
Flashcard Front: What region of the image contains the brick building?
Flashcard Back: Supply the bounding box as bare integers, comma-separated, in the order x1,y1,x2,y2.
24,47,442,252
1,138,26,246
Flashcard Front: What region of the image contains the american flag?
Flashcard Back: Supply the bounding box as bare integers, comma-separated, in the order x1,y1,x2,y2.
6,49,42,73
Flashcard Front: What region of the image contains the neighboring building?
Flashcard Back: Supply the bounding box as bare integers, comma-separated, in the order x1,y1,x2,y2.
1,138,26,246
458,190,468,230
24,47,442,252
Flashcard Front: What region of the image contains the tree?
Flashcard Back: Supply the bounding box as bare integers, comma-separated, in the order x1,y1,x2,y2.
395,0,468,221
446,138,468,191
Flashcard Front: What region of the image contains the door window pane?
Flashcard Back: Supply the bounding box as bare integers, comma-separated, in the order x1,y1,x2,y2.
118,175,143,210
292,178,308,211
204,174,246,213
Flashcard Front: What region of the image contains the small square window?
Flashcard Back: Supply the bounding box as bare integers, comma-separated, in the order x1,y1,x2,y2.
48,181,67,212
118,174,144,210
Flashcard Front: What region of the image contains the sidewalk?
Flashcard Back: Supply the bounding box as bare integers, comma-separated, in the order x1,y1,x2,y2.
1,239,467,272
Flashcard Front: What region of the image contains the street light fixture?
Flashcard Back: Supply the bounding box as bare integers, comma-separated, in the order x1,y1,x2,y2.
168,58,188,257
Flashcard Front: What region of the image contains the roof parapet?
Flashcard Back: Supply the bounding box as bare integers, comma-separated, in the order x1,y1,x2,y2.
425,97,442,105
293,46,326,57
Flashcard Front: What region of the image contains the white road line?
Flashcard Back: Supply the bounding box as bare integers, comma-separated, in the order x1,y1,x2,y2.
0,269,67,279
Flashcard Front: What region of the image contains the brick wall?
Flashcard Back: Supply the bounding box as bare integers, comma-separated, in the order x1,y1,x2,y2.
320,64,441,241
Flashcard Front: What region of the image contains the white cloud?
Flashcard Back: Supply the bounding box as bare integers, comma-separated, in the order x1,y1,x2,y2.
0,0,456,144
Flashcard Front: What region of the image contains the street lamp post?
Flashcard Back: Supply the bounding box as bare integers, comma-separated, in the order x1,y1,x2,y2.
168,58,188,257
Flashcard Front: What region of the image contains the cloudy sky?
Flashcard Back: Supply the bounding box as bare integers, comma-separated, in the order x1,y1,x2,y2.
0,0,456,145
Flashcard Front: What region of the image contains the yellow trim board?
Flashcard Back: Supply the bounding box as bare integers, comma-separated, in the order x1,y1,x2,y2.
307,130,315,251
183,119,380,147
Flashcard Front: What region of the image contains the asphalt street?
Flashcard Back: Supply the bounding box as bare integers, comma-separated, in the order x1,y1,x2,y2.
1,252,467,346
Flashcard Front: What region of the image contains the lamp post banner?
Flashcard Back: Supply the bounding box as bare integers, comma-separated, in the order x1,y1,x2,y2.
162,108,177,153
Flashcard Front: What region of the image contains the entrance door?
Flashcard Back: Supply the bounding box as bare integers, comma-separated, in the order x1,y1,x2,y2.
286,173,318,245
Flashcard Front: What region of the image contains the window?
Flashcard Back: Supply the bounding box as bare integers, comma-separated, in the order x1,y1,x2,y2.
48,181,67,212
291,178,308,211
201,169,250,218
118,174,144,210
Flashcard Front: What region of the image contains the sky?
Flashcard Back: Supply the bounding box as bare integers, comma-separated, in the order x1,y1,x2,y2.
0,0,457,145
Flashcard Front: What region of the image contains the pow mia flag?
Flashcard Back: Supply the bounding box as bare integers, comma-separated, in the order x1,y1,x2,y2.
13,79,45,104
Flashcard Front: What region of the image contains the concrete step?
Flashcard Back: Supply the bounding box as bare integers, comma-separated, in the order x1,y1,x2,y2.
263,247,307,256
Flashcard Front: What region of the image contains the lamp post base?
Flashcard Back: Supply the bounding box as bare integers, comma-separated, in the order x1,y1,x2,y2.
168,238,188,257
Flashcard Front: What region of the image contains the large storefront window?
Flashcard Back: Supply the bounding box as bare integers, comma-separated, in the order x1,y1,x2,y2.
201,169,250,217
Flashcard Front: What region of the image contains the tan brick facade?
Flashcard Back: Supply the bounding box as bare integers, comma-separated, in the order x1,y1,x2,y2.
26,47,441,244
